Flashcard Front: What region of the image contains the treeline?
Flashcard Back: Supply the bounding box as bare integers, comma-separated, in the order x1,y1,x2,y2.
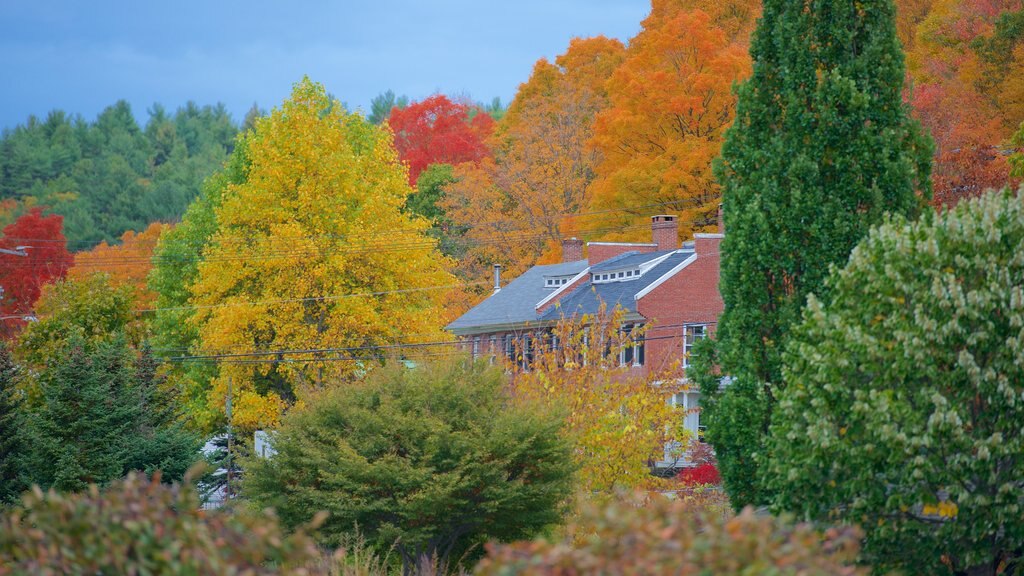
0,101,244,246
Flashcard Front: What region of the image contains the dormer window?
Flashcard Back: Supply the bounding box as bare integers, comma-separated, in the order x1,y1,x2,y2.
592,268,642,284
545,277,571,287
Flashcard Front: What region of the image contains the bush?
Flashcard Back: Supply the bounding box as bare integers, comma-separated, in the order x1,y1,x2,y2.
0,470,322,575
768,189,1024,574
676,463,721,486
475,494,867,575
242,360,575,572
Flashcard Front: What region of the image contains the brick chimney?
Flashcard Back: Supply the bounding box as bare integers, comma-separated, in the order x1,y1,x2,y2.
651,215,679,251
562,237,584,262
717,202,725,234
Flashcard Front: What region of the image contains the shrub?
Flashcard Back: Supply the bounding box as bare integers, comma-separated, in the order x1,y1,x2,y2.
242,360,575,572
475,494,867,575
0,470,322,575
768,189,1024,574
676,463,721,486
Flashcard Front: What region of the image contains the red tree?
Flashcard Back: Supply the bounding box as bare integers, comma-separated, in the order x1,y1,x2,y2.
0,208,73,336
387,95,494,185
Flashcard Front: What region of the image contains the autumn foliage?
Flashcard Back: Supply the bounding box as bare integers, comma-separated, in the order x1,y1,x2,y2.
509,307,688,492
188,78,454,432
586,1,753,241
0,208,73,337
387,94,494,185
68,222,169,308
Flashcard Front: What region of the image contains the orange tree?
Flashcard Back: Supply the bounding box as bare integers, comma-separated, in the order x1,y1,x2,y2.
69,222,169,308
586,1,752,241
509,306,688,493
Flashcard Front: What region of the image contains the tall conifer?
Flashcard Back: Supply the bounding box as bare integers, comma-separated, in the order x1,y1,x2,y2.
701,0,933,507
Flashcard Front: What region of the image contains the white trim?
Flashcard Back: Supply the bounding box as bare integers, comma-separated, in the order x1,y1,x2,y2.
634,253,698,301
638,250,677,275
693,233,724,239
586,242,658,247
535,267,590,311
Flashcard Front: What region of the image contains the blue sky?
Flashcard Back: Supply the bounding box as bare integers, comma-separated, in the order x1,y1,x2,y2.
0,0,650,130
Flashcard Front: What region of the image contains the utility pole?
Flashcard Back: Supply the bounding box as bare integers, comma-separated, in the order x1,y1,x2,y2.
225,377,233,500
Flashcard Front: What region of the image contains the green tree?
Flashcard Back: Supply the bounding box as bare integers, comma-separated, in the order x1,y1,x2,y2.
408,163,467,259
367,89,408,125
768,190,1024,576
148,138,250,433
21,334,201,493
242,360,574,571
0,343,26,504
702,0,934,507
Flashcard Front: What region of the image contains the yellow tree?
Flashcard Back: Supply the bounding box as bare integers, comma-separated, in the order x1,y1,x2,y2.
188,78,455,432
68,222,169,308
587,5,751,241
510,306,688,493
442,38,626,289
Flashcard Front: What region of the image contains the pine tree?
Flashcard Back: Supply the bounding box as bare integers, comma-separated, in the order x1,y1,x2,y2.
701,0,933,507
0,343,26,503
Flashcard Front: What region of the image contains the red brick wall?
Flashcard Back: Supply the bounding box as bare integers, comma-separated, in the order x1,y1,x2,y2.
636,242,723,378
587,243,657,265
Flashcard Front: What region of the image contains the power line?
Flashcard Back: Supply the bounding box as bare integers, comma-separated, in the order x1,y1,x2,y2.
0,197,716,250
161,323,715,364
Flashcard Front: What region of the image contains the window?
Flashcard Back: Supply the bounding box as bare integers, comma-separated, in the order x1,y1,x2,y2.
472,337,480,359
505,334,514,362
489,335,496,364
683,324,707,367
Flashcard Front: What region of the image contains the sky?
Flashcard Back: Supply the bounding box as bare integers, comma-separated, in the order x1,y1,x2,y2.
0,0,650,131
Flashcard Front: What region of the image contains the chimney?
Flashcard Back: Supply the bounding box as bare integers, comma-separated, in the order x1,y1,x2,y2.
717,202,725,234
493,264,502,294
561,237,584,262
651,215,679,251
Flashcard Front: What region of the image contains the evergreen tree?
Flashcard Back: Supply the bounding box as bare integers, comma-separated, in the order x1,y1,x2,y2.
0,343,26,503
701,0,933,507
22,335,201,493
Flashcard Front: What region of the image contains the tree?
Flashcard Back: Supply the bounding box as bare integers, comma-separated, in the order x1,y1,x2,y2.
0,343,26,503
768,190,1024,575
21,334,200,493
702,0,933,508
187,78,455,433
242,360,574,571
148,137,250,433
68,221,169,308
0,471,322,574
387,94,494,185
0,207,73,339
15,274,200,492
587,5,751,240
441,37,626,286
367,89,409,125
510,306,688,492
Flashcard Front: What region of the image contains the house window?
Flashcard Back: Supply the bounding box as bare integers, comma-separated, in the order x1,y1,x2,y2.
634,324,645,366
489,335,496,365
683,324,707,367
505,334,514,363
472,337,480,359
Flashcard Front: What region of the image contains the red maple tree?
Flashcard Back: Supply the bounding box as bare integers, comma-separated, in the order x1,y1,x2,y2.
387,94,494,185
0,207,73,336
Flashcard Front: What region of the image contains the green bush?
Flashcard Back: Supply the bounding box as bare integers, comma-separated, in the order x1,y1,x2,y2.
475,494,867,575
0,470,322,575
768,189,1024,574
243,360,575,572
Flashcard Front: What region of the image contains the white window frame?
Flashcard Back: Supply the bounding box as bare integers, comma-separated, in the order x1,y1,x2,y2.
683,324,707,368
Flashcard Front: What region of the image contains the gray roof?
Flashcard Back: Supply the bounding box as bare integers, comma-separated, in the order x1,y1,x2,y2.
590,249,677,272
541,250,693,321
446,260,587,333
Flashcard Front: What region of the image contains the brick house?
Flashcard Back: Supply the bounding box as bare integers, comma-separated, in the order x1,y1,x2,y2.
446,215,724,468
